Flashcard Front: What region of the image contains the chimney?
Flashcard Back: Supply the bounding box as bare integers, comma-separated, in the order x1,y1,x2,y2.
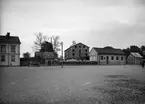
6,32,10,38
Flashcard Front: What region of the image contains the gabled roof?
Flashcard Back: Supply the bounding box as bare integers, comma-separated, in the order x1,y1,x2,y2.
0,35,21,44
65,42,89,52
92,47,125,55
131,52,142,58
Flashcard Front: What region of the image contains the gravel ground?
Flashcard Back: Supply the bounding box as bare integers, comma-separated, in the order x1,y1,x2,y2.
0,65,145,104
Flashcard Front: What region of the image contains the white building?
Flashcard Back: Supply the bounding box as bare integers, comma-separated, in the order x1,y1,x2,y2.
89,47,126,65
0,32,21,66
127,52,143,65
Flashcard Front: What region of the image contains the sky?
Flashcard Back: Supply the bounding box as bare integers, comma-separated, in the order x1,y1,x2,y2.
1,0,145,57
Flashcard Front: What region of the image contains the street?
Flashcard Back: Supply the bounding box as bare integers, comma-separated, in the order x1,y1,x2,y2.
0,65,145,104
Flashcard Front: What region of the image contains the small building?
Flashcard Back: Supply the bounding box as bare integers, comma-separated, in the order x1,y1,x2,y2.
89,47,126,65
34,41,58,65
65,43,89,60
127,52,143,65
0,32,21,66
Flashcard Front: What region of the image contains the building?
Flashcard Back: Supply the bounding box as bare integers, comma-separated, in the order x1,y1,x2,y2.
127,52,143,65
89,47,126,65
0,32,21,66
34,41,57,65
65,43,89,60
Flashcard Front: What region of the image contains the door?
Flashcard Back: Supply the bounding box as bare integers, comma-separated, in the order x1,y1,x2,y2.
106,56,109,64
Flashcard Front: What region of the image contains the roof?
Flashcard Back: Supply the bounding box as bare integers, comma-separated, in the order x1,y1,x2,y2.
65,42,89,52
131,52,142,58
0,35,21,44
93,47,125,55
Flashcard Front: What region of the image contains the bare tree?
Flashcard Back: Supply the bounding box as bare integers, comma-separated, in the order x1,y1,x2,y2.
32,32,49,51
23,52,31,58
72,40,76,45
52,35,61,53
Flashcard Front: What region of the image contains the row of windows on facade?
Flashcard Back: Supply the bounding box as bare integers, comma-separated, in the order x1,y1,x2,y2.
72,53,88,56
72,49,88,52
101,56,124,61
74,45,87,48
0,45,16,53
1,55,15,62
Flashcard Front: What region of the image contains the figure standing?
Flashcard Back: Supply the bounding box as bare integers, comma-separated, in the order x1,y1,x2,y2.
142,61,144,68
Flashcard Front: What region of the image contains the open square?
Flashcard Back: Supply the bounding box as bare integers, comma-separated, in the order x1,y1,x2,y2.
0,65,145,104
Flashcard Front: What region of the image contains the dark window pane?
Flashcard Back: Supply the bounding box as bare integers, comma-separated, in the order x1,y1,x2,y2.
121,57,123,60
101,56,103,60
11,45,16,53
1,45,6,52
116,56,118,60
111,56,114,60
1,55,5,62
11,55,15,62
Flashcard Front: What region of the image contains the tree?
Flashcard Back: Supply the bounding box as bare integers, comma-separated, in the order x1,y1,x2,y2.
123,47,130,58
52,35,61,53
104,46,114,49
33,32,49,51
141,45,145,51
130,45,143,56
72,40,76,45
32,33,61,54
23,52,31,58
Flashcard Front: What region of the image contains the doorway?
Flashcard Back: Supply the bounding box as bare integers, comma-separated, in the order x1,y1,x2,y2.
106,56,109,64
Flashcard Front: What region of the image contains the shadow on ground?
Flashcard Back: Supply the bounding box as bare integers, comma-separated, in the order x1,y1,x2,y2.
91,75,145,104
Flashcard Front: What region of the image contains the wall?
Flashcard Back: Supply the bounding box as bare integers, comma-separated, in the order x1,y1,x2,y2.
0,44,20,66
98,55,126,65
127,55,142,65
89,48,98,61
65,43,89,60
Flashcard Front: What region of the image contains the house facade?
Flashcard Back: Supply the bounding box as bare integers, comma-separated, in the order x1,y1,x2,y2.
89,47,126,65
0,32,21,66
127,52,142,65
65,43,89,60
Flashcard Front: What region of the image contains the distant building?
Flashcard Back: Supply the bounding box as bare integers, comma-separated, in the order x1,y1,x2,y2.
35,41,57,65
89,47,126,65
127,52,143,64
0,32,21,66
64,43,89,60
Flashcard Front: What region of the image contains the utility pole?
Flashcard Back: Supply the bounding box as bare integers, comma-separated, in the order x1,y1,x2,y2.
45,42,46,66
8,44,9,67
60,42,63,68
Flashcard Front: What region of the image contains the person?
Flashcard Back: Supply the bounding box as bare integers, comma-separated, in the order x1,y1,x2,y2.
142,61,144,68
28,62,30,67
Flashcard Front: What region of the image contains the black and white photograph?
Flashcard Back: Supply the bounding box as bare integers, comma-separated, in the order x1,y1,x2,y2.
0,0,145,103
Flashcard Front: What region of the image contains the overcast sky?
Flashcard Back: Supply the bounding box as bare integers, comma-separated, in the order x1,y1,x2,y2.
1,0,145,57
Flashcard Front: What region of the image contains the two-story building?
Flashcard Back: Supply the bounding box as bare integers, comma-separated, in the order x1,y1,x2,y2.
65,43,89,60
0,32,21,66
89,47,126,65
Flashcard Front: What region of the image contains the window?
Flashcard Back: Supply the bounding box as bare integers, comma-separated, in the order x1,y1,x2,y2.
75,46,77,48
104,57,105,60
121,57,123,61
116,56,118,60
86,53,88,56
1,45,6,52
83,46,85,48
1,55,5,62
72,53,75,56
79,46,81,48
111,56,114,60
11,45,16,53
85,49,87,52
101,56,103,60
11,55,15,62
72,49,75,52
